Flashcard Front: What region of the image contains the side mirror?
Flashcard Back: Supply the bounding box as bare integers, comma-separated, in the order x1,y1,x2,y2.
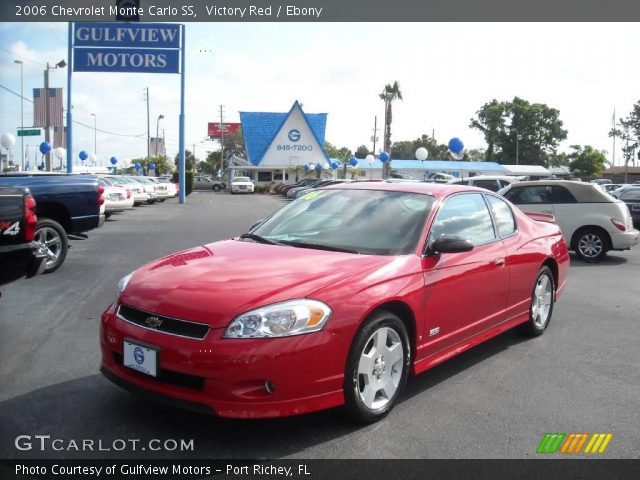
426,235,474,255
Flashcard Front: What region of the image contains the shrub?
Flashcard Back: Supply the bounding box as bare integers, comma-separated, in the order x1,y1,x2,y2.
171,170,194,196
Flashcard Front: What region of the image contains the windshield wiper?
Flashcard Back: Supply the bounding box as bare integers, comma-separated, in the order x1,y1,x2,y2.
278,240,360,254
238,233,282,245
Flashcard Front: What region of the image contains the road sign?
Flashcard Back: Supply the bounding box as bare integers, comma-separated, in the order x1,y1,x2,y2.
17,129,41,137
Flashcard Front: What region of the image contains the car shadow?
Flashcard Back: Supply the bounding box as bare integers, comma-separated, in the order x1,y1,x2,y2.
568,252,629,267
0,329,531,460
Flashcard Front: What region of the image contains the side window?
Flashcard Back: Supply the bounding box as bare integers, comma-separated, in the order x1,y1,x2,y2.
486,195,517,237
503,185,552,204
429,193,496,246
473,179,500,192
551,186,577,203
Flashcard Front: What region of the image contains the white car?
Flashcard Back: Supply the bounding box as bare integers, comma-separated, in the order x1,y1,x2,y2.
106,176,148,205
146,177,169,201
448,175,523,192
125,176,157,204
499,180,639,262
157,177,178,197
230,176,255,194
98,177,134,217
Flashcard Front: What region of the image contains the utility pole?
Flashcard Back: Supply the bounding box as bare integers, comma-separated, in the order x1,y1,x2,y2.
219,105,225,176
371,116,378,156
145,87,150,159
14,60,24,170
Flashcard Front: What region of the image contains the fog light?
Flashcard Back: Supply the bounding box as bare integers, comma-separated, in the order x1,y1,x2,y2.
264,381,276,394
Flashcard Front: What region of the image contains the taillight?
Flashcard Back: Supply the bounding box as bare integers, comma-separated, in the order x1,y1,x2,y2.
611,218,626,232
24,194,37,242
126,189,131,199
98,185,105,206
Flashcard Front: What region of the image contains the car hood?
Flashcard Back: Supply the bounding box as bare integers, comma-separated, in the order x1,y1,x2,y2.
119,239,398,328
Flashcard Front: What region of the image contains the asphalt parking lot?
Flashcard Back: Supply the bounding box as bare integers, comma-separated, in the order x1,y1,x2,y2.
1,191,639,459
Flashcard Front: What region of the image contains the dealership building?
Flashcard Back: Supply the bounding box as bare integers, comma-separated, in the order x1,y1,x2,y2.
228,101,552,184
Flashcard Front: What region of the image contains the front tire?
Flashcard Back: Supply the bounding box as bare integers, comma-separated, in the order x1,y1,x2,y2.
574,228,608,262
343,310,410,423
212,184,221,192
518,266,555,337
34,218,68,274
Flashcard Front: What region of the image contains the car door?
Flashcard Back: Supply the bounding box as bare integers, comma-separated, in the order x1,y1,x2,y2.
548,185,579,243
421,192,509,354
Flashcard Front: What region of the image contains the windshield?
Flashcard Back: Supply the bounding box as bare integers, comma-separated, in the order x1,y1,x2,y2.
234,177,251,182
252,189,434,255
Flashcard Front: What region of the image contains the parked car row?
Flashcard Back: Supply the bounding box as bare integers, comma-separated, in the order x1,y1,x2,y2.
0,173,179,285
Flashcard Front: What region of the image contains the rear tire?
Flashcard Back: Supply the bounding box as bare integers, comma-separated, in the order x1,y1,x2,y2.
34,218,68,274
518,266,555,337
573,228,608,262
212,184,221,192
343,310,410,423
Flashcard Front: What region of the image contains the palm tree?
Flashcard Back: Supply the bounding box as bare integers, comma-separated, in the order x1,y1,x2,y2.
379,81,403,178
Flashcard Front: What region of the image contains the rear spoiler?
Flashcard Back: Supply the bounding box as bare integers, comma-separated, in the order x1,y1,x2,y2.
524,211,556,224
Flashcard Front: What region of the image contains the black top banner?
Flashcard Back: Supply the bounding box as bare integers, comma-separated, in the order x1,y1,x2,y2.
2,0,640,22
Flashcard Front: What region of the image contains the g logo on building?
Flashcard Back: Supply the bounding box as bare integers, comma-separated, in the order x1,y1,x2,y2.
134,347,145,365
288,129,301,142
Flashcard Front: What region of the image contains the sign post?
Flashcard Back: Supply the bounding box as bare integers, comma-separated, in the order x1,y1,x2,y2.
68,22,186,203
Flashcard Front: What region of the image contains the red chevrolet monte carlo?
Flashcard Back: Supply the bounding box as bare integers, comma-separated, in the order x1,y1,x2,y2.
101,183,569,422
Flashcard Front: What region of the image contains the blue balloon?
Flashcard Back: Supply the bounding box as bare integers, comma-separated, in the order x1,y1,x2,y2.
134,162,141,171
79,150,88,161
448,137,464,154
39,141,52,155
110,157,117,165
315,163,323,171
149,163,156,170
379,151,390,163
303,164,309,171
331,162,339,169
349,156,358,167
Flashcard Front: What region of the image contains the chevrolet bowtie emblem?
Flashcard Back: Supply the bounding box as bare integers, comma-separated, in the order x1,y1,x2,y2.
144,316,163,328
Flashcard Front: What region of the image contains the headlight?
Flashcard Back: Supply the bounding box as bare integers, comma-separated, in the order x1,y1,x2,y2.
115,272,133,303
224,299,332,338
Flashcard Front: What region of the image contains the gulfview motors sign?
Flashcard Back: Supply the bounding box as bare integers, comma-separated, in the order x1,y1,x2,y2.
73,23,181,73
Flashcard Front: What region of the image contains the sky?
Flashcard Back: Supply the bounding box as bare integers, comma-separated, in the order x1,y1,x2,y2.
0,22,639,169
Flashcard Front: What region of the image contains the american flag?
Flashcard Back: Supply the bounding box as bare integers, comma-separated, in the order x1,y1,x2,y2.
53,126,67,148
150,137,165,156
33,88,63,127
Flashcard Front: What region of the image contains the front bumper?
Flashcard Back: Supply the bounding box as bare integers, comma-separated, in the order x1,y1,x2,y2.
100,304,345,418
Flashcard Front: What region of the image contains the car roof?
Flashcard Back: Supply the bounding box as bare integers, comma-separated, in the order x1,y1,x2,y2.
449,175,521,183
505,180,613,202
323,181,487,199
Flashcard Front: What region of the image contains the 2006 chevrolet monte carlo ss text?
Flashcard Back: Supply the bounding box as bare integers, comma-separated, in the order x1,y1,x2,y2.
100,182,569,423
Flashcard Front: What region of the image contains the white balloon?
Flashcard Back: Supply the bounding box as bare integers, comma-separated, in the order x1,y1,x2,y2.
323,162,330,170
450,151,464,160
366,154,375,165
415,147,428,161
88,153,97,163
54,147,66,159
1,133,16,149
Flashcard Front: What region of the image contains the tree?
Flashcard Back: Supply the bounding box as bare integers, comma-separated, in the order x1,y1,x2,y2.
470,97,567,166
567,145,607,178
289,164,304,183
198,150,221,177
465,148,486,161
174,149,197,171
354,145,370,158
609,100,640,182
131,155,173,176
379,81,403,177
221,127,246,160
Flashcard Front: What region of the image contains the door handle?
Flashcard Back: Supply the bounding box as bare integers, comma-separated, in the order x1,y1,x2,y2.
494,257,506,267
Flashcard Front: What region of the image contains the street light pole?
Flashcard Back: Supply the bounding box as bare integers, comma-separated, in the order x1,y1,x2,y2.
515,128,519,165
43,60,66,171
14,60,24,170
155,114,164,176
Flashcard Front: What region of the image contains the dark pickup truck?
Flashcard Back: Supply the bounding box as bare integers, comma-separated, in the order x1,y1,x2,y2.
0,173,105,273
0,186,46,288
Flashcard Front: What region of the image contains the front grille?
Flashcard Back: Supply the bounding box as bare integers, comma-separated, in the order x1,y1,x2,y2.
117,304,210,340
113,352,205,390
